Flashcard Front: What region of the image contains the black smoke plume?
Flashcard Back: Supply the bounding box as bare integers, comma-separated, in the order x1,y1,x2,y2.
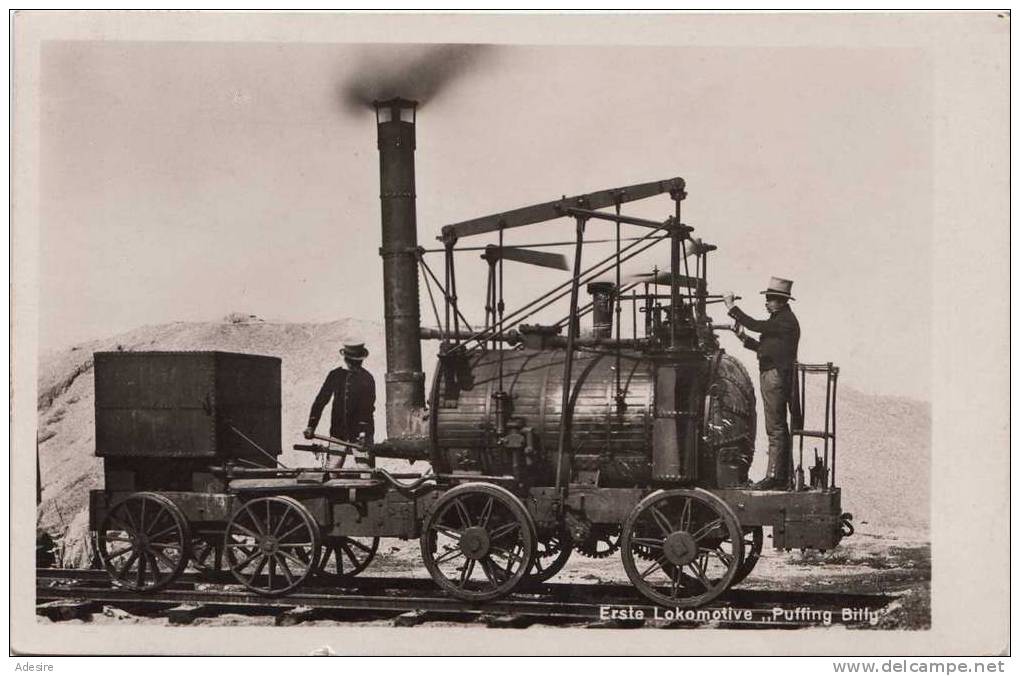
341,44,492,111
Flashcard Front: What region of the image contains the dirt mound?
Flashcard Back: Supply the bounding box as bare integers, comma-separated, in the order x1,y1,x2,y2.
36,321,927,565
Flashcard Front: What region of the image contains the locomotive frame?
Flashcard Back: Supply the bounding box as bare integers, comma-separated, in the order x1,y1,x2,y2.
88,97,853,609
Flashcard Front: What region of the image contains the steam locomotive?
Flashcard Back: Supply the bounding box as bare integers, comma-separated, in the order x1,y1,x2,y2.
88,98,851,608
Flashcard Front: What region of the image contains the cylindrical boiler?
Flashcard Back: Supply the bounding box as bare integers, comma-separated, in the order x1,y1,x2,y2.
430,348,756,487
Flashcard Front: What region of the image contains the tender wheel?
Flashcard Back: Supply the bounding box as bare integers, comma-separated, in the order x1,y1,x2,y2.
224,496,321,596
621,488,743,608
420,483,535,602
316,536,379,578
97,492,190,592
730,526,763,587
523,528,572,585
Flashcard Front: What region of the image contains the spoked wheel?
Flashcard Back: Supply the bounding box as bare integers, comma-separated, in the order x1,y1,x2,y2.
621,488,743,608
420,483,535,602
224,496,321,596
730,526,763,587
190,533,224,574
96,492,190,592
316,536,379,579
523,528,572,585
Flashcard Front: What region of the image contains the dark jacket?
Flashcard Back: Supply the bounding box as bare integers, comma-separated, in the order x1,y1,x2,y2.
729,304,800,373
307,366,376,442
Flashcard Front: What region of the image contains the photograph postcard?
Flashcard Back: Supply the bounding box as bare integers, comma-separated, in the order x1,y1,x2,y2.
10,10,1010,657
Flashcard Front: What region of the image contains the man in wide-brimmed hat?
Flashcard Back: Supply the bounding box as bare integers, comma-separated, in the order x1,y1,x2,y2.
724,277,801,491
304,342,376,450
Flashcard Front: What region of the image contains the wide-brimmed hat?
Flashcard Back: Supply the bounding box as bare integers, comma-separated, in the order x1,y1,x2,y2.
341,342,369,360
759,276,795,300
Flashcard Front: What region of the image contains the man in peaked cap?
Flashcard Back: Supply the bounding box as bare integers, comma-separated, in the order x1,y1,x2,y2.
723,277,801,491
304,342,376,451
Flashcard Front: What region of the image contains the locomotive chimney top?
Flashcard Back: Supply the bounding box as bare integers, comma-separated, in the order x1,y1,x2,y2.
374,98,418,124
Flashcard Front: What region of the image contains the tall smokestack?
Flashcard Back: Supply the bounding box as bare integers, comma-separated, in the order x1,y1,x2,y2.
375,98,426,442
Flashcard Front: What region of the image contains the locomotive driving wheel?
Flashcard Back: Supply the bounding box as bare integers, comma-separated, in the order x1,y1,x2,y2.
97,492,190,592
621,488,743,608
730,526,763,587
316,536,379,579
523,527,572,585
224,496,321,596
420,483,535,602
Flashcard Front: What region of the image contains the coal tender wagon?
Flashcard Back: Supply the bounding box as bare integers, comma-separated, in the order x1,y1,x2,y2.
88,98,853,607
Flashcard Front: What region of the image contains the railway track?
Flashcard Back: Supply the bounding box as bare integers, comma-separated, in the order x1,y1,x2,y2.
37,569,894,629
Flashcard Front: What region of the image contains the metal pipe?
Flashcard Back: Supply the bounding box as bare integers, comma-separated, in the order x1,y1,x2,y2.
628,293,738,301
553,281,641,330
307,432,363,451
586,281,616,339
375,98,426,441
420,327,509,341
371,437,431,460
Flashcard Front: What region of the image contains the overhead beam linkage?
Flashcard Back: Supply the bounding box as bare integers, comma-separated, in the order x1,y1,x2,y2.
439,177,686,240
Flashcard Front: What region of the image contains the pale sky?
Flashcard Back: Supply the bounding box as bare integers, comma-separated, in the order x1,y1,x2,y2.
40,41,932,400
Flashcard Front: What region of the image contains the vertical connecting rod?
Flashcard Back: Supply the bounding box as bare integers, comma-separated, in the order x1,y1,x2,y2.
484,258,496,348
554,215,587,492
669,217,682,349
799,365,807,476
643,282,652,336
831,367,839,488
614,201,623,411
497,224,505,392
824,362,833,488
700,251,709,319
631,289,637,339
444,240,453,338
450,253,461,343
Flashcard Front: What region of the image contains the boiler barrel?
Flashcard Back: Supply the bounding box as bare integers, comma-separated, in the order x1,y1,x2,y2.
433,349,654,483
431,348,756,487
